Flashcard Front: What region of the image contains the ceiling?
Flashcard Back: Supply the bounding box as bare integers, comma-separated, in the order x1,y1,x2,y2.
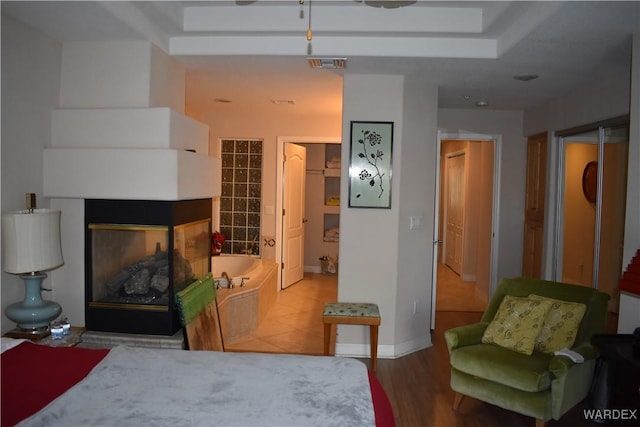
3,1,639,116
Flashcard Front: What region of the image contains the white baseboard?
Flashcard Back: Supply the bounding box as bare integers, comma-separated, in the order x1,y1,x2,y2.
335,335,432,359
304,265,322,274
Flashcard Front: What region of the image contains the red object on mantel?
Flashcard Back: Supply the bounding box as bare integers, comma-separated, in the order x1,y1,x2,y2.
620,249,640,296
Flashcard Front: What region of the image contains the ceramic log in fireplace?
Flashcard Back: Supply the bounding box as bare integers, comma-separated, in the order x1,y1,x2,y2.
85,199,211,335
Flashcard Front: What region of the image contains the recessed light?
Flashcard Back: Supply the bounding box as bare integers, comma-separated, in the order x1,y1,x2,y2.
513,74,539,82
476,100,489,107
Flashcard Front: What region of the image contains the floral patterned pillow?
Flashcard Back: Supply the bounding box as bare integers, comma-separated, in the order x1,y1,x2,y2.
528,294,587,354
481,295,552,355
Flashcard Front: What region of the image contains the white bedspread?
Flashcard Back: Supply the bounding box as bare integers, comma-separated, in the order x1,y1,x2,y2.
19,345,375,427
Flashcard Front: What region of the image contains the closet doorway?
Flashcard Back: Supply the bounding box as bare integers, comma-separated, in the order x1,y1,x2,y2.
554,117,629,312
275,136,341,291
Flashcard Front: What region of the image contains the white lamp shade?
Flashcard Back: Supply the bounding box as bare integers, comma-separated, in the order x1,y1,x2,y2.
2,209,64,274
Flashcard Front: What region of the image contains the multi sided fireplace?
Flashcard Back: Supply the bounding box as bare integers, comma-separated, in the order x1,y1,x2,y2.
85,199,212,336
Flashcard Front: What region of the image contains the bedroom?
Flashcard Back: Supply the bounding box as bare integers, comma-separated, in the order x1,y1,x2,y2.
1,1,639,425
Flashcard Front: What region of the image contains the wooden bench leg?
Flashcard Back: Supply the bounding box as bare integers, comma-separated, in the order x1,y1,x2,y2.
370,324,379,372
453,392,464,410
323,322,332,355
535,419,546,427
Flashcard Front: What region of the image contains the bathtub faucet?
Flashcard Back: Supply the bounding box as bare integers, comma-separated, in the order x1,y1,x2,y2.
222,271,232,289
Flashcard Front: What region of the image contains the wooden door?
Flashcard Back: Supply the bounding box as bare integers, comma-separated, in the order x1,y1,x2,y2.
522,133,547,278
445,153,465,275
525,133,547,222
522,222,544,278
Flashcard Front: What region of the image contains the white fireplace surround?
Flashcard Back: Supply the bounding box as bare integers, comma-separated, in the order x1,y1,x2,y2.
44,107,220,200
36,40,221,328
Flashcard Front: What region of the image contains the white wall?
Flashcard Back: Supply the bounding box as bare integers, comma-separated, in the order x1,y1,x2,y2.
60,41,185,112
150,44,186,114
60,41,151,109
393,74,438,354
339,74,405,356
337,74,439,358
523,67,631,137
1,15,62,333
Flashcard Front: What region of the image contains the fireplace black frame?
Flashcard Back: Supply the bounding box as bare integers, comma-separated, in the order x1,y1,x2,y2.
85,198,212,336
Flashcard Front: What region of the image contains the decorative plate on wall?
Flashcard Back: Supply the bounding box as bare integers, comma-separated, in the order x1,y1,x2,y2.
582,161,598,204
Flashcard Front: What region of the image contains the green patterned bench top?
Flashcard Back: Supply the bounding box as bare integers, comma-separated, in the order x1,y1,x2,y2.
323,303,380,318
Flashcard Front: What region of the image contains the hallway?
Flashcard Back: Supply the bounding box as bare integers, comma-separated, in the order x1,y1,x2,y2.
435,262,487,312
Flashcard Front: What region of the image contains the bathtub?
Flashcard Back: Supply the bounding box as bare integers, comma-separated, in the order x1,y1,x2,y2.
211,255,277,343
212,255,262,288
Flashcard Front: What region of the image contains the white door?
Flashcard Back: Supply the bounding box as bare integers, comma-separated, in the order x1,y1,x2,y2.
445,152,465,275
282,143,307,288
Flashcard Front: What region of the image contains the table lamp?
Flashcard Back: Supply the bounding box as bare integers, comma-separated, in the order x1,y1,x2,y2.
2,194,63,338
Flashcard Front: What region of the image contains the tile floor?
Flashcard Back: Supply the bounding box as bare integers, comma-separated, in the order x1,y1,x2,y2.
225,272,338,355
224,265,485,355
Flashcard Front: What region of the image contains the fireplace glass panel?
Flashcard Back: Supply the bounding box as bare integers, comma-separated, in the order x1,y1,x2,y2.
173,219,210,292
89,220,211,308
90,225,170,307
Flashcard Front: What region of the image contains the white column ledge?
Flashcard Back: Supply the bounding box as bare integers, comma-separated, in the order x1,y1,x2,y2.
44,148,220,201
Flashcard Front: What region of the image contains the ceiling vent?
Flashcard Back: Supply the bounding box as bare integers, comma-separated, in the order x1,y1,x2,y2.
307,58,347,69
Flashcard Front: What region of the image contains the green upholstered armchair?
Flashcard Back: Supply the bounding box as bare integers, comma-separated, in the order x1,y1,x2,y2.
445,277,610,427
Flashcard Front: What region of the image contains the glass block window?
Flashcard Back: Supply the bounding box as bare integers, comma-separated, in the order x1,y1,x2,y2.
220,139,262,255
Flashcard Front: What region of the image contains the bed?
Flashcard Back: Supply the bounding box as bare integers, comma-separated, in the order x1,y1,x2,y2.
1,338,394,426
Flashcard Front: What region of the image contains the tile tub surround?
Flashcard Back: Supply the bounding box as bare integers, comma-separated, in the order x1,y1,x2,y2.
216,261,278,342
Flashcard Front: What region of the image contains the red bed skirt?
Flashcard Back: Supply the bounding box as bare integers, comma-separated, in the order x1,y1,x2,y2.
2,342,394,426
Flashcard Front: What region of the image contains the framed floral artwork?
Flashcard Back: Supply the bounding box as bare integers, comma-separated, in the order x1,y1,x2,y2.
348,121,393,208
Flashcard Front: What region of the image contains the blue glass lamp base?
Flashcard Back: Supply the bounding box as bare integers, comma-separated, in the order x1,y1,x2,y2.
5,273,62,330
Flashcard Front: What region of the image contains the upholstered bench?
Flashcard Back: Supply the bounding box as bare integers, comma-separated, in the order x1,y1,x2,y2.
323,302,381,371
